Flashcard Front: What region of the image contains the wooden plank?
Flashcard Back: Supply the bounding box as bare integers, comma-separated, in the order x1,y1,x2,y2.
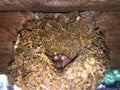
0,12,31,41
97,12,120,69
0,12,31,73
0,0,120,12
0,53,13,73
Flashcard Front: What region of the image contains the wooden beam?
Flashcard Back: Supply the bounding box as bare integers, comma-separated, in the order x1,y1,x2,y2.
0,0,120,12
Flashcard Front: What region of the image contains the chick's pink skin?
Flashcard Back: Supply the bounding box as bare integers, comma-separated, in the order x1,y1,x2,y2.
52,54,63,68
60,54,71,67
52,55,60,61
52,54,71,68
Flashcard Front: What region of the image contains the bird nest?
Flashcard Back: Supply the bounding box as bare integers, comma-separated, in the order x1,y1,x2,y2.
8,11,108,90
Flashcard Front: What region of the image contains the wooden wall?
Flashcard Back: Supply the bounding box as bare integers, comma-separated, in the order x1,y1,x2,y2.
97,12,120,69
0,12,30,73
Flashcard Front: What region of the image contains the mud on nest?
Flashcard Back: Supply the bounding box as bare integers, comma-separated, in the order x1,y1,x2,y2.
9,11,108,90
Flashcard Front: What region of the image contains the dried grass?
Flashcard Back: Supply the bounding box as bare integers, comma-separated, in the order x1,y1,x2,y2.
9,11,108,90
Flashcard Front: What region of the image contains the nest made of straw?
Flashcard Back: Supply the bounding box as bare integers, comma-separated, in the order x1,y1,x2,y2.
9,11,108,90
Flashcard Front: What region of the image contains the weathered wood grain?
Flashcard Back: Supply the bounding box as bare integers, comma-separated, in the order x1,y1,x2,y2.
0,0,120,12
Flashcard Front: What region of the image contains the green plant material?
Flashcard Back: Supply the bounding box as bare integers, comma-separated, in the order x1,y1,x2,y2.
102,69,120,85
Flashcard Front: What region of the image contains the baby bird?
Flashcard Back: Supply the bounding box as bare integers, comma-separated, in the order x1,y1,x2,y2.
52,54,72,69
